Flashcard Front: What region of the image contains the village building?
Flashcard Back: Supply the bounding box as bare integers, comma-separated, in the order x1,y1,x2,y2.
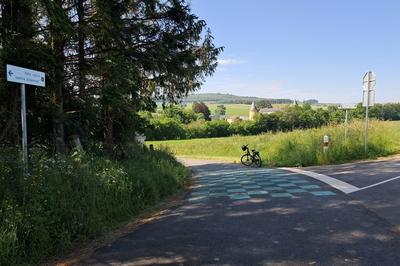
249,101,258,121
259,107,281,114
249,101,280,121
226,116,243,124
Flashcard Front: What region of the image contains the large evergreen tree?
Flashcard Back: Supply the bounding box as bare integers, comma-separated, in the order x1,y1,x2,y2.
0,0,222,154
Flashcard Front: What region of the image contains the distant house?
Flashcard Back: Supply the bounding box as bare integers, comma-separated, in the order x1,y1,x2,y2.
249,101,280,121
226,116,242,124
259,107,280,114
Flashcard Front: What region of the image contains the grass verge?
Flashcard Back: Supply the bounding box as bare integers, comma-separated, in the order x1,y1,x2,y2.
148,120,400,167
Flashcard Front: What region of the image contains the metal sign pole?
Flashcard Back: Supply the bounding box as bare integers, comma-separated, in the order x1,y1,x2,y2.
345,109,348,141
362,71,375,154
20,84,28,171
364,73,371,154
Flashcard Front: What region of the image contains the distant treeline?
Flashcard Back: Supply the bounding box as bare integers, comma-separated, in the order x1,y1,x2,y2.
145,103,400,140
181,93,295,104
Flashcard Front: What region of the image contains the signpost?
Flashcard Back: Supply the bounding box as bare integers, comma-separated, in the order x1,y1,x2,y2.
6,64,46,171
362,71,376,154
339,104,357,142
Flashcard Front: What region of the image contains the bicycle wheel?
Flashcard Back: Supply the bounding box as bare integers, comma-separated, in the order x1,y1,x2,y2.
253,154,262,168
241,154,252,166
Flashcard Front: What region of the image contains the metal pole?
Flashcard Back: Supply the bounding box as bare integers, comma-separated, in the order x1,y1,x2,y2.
365,75,370,154
344,109,348,141
20,84,28,170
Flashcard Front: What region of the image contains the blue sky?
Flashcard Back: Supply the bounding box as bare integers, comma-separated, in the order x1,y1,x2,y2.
190,0,400,103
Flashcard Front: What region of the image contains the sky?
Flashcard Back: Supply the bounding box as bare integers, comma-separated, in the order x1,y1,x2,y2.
190,0,400,103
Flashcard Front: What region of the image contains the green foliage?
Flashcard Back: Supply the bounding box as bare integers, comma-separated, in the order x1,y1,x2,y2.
0,0,222,152
162,105,197,124
0,147,189,265
256,100,273,109
145,118,187,140
149,120,400,167
148,103,400,141
214,104,226,116
229,120,258,136
192,101,211,121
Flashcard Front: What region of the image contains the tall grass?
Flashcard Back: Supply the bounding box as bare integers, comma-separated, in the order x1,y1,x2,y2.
0,147,189,265
149,120,400,167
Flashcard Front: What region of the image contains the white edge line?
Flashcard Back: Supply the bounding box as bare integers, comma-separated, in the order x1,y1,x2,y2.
356,175,400,192
280,167,360,194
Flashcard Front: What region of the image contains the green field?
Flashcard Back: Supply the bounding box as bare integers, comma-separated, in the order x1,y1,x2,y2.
156,102,328,117
185,103,324,117
148,120,400,167
204,103,251,116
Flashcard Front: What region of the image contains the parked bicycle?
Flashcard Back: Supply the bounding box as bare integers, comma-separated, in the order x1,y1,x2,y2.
241,144,262,167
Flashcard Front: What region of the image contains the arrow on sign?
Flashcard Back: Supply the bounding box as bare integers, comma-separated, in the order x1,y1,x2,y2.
8,70,14,77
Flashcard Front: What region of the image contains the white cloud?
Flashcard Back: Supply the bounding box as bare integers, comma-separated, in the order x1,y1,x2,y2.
218,58,244,66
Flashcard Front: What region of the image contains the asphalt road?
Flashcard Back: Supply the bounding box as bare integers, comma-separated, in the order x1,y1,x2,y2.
80,159,400,266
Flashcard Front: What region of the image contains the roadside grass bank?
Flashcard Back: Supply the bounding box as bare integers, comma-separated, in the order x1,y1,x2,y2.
0,147,189,265
148,120,400,167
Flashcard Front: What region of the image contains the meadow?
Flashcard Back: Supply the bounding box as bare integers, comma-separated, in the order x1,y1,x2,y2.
205,103,251,116
148,120,400,167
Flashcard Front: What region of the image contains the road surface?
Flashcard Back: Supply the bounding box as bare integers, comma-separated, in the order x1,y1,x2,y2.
80,158,400,265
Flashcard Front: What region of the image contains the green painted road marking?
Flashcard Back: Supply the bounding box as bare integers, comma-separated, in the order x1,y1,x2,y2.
243,185,262,189
278,183,297,187
270,193,293,198
310,191,336,196
247,190,269,195
300,185,321,189
227,188,246,193
291,180,310,184
286,188,307,193
210,192,229,197
230,194,251,200
192,169,338,201
263,187,284,191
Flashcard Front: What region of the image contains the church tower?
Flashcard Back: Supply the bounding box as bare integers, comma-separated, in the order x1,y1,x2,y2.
249,101,258,121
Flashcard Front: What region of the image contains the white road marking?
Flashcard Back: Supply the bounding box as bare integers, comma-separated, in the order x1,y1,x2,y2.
355,175,400,192
281,167,360,194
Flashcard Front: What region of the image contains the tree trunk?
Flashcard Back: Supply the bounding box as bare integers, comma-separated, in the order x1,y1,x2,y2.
77,0,86,94
51,0,66,153
104,106,114,154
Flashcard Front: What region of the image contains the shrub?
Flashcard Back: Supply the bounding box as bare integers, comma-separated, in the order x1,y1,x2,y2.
146,118,187,140
229,120,259,136
204,120,231,137
0,147,189,265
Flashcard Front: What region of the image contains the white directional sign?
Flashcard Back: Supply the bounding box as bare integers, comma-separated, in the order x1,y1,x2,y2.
362,71,376,107
363,89,375,107
5,64,46,173
363,71,376,91
6,64,45,87
339,104,357,110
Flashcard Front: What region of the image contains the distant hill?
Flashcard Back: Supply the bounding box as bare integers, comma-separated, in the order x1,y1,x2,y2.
182,93,294,104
